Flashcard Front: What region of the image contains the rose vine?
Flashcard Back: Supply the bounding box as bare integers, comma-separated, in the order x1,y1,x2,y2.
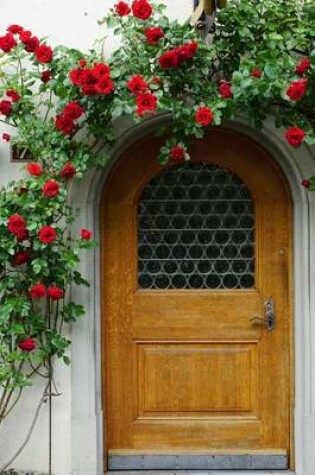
0,0,314,427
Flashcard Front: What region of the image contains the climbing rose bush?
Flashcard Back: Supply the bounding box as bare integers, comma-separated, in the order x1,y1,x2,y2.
0,0,314,423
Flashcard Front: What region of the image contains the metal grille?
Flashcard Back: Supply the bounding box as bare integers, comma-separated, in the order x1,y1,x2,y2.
137,163,255,290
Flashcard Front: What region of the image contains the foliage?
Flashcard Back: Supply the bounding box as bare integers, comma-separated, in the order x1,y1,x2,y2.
0,0,314,423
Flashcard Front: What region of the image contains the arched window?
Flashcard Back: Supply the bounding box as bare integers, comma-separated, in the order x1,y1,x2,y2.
138,162,255,290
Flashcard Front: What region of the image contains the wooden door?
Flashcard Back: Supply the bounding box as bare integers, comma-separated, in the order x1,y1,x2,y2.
101,130,293,471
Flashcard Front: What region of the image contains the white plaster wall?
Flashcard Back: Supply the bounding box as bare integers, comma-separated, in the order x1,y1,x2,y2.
0,2,192,474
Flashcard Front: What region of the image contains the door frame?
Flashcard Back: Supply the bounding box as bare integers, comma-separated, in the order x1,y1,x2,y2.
70,115,315,475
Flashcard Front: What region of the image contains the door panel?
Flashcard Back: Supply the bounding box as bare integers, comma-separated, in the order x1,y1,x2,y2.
102,130,293,469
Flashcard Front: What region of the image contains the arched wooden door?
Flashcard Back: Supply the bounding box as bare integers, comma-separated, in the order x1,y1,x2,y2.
101,130,293,471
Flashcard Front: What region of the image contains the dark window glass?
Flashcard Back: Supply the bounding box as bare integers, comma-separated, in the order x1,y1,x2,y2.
138,163,255,289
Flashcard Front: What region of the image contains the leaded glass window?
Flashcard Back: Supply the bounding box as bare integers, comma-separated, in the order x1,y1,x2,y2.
137,163,255,290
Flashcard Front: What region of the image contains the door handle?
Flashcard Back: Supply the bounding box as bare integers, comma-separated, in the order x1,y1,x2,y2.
250,298,275,331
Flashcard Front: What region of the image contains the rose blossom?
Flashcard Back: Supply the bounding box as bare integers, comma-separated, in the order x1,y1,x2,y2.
42,179,60,198
61,162,76,179
251,68,262,78
132,0,152,20
286,79,308,101
20,31,39,52
81,228,92,240
136,92,157,117
295,58,311,76
38,226,57,244
29,283,46,299
26,162,43,176
41,70,51,83
2,133,10,142
285,126,305,147
170,145,185,162
47,286,64,300
0,100,12,116
6,89,20,102
95,78,115,95
195,106,214,126
69,68,85,86
78,59,87,68
55,114,76,135
7,214,26,235
18,338,36,352
219,80,233,99
158,50,178,69
93,63,111,79
145,27,164,44
63,102,84,120
7,25,23,34
35,44,53,63
301,179,310,189
13,250,31,266
0,33,16,52
127,75,148,95
115,1,131,16
17,229,29,242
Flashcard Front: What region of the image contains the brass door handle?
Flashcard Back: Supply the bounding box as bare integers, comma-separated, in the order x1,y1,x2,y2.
250,298,276,331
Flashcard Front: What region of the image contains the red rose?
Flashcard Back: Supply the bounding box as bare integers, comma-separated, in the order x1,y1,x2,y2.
296,58,311,76
183,41,198,59
158,50,178,69
69,68,85,86
145,27,164,44
285,126,305,147
63,102,84,120
286,79,308,101
301,179,310,188
38,226,57,244
18,338,36,352
0,33,16,52
26,162,43,176
41,70,51,83
7,214,26,235
20,31,39,52
81,69,97,86
132,0,152,19
16,229,29,242
80,228,92,240
29,283,46,299
2,133,10,142
95,78,115,95
47,286,64,300
13,250,30,266
176,45,190,63
136,92,157,117
195,106,214,126
219,80,233,99
55,114,76,135
0,100,12,116
42,179,60,197
115,1,131,16
127,75,148,95
251,68,262,78
35,44,53,63
7,25,23,35
78,59,87,68
170,145,185,162
81,85,97,96
93,63,111,79
6,89,20,102
61,162,76,179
